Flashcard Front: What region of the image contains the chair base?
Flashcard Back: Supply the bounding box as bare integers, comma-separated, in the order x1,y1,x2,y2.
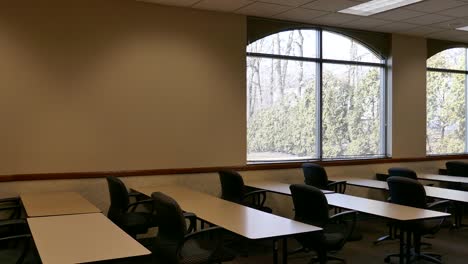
384,251,442,264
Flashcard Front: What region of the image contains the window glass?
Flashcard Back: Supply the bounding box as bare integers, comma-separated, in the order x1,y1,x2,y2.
322,31,381,63
427,48,466,71
322,64,383,158
247,57,317,161
246,29,386,162
427,71,466,154
247,30,318,58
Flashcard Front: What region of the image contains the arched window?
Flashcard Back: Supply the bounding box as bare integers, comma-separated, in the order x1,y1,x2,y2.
427,48,468,155
247,29,386,162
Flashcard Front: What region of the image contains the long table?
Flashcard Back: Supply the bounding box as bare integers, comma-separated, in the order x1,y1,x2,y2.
28,213,151,264
245,180,449,264
20,192,101,217
328,176,468,228
133,185,322,264
418,173,468,184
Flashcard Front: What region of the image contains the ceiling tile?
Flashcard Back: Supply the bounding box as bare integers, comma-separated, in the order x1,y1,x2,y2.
343,18,391,30
260,0,316,7
398,26,446,36
136,0,199,7
426,29,468,41
403,13,453,25
193,0,253,12
374,22,420,33
274,8,329,23
405,0,467,13
430,18,468,30
437,4,468,18
235,2,291,17
310,12,360,25
302,0,360,12
371,8,427,21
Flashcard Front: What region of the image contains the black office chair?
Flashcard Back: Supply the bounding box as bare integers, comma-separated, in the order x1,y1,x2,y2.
385,176,450,264
289,184,357,264
0,219,32,264
0,197,22,221
106,176,158,238
150,192,235,264
388,167,417,179
218,170,272,213
446,161,468,190
302,163,347,193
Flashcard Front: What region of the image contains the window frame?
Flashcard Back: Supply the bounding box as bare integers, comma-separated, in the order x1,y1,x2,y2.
246,28,388,164
426,48,468,156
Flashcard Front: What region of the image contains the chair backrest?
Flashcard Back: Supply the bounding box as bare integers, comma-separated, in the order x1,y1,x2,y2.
387,176,426,209
302,163,329,189
290,184,329,227
218,170,245,203
388,167,418,180
106,176,130,222
151,192,187,264
446,161,468,177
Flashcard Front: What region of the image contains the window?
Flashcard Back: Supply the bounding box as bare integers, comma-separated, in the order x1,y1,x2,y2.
427,48,468,155
247,29,386,162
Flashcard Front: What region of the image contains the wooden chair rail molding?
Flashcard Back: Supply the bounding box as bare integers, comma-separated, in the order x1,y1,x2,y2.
1,155,467,183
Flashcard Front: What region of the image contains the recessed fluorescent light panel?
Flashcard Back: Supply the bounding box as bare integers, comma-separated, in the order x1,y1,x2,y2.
339,0,424,16
457,26,468,32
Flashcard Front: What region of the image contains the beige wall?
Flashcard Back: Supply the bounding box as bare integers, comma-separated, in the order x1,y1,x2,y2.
0,1,246,174
389,34,427,158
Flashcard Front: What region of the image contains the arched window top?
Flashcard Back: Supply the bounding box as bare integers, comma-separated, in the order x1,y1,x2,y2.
322,31,382,63
427,48,467,71
247,29,318,58
247,29,383,64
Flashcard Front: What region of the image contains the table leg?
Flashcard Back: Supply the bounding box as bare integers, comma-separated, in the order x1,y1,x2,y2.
399,229,404,264
282,237,288,264
273,239,278,264
406,230,412,263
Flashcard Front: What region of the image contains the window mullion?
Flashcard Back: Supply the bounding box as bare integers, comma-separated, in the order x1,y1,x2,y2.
317,29,323,160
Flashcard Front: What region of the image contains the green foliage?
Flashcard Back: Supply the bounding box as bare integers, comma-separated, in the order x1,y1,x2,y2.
427,49,466,154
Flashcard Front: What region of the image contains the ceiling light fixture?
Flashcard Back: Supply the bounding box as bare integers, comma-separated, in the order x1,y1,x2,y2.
456,26,468,32
339,0,424,16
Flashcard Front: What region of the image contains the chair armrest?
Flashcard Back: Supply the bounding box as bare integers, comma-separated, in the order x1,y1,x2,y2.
242,190,268,206
0,234,31,243
0,197,20,204
127,199,153,212
183,226,223,241
427,200,451,211
0,219,27,228
0,204,21,211
328,210,358,244
184,212,197,232
327,181,347,193
329,210,358,222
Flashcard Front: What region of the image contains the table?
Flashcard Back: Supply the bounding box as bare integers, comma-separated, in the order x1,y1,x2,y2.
246,180,449,264
328,176,468,228
418,173,468,184
133,185,322,264
21,191,101,217
245,180,334,195
28,213,151,264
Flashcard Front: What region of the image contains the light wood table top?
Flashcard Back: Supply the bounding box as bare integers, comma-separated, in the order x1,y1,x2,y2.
21,192,101,217
418,174,468,184
245,180,334,195
28,213,151,264
134,185,321,240
328,177,468,203
244,180,449,221
325,193,449,221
